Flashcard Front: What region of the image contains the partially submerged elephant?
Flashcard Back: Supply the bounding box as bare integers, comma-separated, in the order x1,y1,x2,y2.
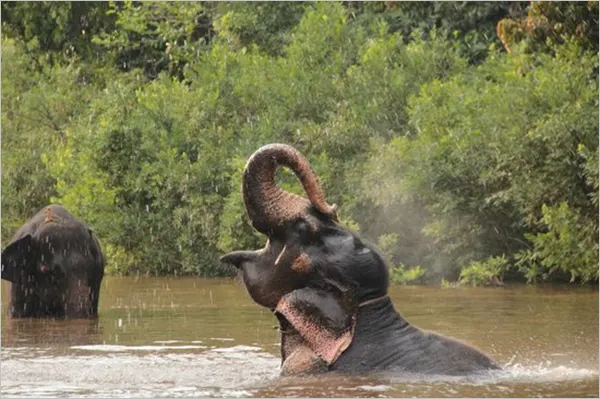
1,205,105,318
222,143,500,376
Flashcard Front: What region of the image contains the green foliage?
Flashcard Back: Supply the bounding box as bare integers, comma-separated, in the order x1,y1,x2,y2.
2,2,597,284
1,1,114,62
390,265,426,286
365,38,598,282
497,1,599,55
459,255,509,287
1,36,96,241
516,203,599,284
92,1,210,79
378,234,425,285
45,72,237,276
212,2,308,56
350,2,529,64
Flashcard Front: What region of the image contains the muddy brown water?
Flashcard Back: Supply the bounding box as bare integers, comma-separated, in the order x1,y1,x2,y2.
1,277,598,398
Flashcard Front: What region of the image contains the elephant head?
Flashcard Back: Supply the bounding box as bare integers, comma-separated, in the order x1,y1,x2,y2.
221,144,390,370
1,205,105,318
2,230,70,310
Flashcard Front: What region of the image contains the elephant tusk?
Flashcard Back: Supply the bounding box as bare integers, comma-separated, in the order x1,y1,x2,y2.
274,245,287,266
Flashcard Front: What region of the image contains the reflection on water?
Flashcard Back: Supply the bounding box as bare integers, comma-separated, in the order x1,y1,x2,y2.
2,318,103,349
1,277,598,398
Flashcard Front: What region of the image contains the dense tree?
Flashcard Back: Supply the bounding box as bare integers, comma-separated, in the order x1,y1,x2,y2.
365,41,598,283
1,1,114,60
497,1,599,54
2,2,597,284
349,1,529,63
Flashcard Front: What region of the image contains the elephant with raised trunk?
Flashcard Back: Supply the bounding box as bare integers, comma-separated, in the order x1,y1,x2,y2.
1,205,105,318
221,143,500,376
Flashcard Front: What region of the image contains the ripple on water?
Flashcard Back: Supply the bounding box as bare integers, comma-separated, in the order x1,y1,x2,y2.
70,344,208,352
380,363,598,385
254,364,599,398
1,385,253,399
1,279,597,398
2,348,598,398
210,345,262,352
1,345,280,398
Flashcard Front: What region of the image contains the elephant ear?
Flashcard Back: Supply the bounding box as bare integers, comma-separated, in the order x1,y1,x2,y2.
87,229,106,268
274,287,356,366
1,234,37,282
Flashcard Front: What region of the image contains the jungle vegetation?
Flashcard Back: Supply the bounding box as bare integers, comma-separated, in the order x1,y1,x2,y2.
2,1,598,286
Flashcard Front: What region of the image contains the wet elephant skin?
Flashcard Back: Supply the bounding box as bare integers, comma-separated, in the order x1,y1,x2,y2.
1,204,105,318
222,143,500,376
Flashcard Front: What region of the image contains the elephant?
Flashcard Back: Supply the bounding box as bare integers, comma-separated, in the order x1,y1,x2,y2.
221,143,501,376
1,204,105,318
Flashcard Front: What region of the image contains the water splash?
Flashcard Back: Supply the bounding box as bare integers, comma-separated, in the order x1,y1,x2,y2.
70,344,208,352
497,362,598,382
1,348,279,399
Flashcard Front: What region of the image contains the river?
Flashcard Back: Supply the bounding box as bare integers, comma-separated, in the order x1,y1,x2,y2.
1,277,598,398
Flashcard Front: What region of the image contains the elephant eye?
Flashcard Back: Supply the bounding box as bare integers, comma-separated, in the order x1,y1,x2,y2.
296,220,308,234
294,220,314,242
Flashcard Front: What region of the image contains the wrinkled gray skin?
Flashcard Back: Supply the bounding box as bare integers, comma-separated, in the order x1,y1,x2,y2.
1,205,105,318
222,143,500,376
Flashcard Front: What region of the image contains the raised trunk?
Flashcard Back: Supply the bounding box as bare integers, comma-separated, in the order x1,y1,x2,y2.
242,144,337,235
